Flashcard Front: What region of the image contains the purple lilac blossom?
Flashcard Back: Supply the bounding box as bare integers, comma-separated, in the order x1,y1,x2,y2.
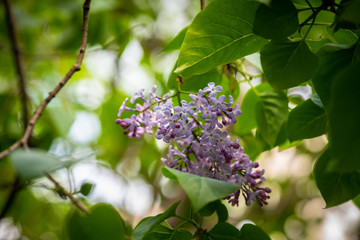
116,82,270,207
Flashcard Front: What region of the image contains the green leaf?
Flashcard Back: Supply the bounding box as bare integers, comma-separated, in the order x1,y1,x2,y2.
175,0,268,77
161,167,239,211
145,224,173,240
256,91,288,147
287,98,327,141
353,194,360,209
261,40,319,90
9,149,68,181
132,201,180,240
168,65,222,91
314,148,360,207
199,201,218,217
235,83,272,135
208,222,240,240
239,224,271,240
253,0,298,39
337,0,360,25
80,182,95,196
163,26,189,52
67,203,127,240
312,44,355,108
327,61,360,171
170,229,193,240
215,201,228,223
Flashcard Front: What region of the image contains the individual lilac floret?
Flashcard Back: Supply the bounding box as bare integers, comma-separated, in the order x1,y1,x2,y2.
116,83,271,207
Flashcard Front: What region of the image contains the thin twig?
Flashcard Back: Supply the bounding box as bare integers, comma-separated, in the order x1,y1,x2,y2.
0,0,91,160
3,0,29,128
46,173,89,214
200,0,205,10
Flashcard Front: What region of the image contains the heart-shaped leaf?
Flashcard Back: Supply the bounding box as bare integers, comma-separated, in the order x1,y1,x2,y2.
161,167,239,211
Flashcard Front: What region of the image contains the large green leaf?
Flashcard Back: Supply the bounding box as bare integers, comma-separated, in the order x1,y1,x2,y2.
145,224,173,240
235,83,272,135
312,44,355,108
314,149,360,208
67,203,127,240
287,97,327,141
161,167,239,211
132,201,180,240
170,229,193,240
9,149,70,181
327,61,360,171
167,63,221,91
261,40,319,90
353,194,360,209
207,222,240,240
256,91,288,147
253,0,298,39
175,0,268,77
238,224,271,240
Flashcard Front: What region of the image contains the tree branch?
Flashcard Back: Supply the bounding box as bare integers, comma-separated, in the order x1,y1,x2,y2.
0,0,91,160
46,173,89,214
3,0,29,128
200,0,205,10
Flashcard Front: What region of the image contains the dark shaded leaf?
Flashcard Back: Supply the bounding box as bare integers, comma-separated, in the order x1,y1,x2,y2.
327,61,360,171
132,201,180,240
80,182,95,196
253,0,298,39
287,98,327,141
312,44,355,108
68,203,127,240
314,148,360,207
239,224,270,240
170,229,193,240
208,222,240,240
261,40,319,90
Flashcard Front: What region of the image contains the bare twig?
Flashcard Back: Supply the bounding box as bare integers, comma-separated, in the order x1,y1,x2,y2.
0,0,91,160
200,0,205,10
46,173,89,214
3,0,29,128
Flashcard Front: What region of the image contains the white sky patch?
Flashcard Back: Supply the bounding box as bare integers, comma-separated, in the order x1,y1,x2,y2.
73,78,106,109
85,50,117,81
71,162,127,206
68,111,101,144
118,40,154,95
123,178,154,216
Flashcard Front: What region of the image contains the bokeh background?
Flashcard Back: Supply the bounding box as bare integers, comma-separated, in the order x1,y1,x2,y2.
0,0,359,239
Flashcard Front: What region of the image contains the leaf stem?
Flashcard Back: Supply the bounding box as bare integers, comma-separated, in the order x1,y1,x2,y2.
175,215,199,229
46,173,89,214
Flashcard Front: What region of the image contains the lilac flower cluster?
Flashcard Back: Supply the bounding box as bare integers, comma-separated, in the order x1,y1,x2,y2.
116,83,271,207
